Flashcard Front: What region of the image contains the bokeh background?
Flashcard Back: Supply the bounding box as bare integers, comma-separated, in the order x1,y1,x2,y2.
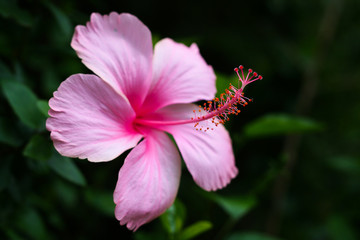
1,0,359,239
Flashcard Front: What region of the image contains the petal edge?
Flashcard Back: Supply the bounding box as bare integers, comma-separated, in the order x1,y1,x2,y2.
114,131,181,230
47,74,142,162
71,12,153,110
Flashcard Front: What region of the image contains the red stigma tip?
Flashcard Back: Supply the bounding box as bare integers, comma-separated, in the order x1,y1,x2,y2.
253,72,258,77
239,65,244,70
234,67,239,72
248,69,253,73
259,75,263,80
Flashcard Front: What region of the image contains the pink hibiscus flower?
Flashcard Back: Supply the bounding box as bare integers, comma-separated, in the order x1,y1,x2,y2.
46,12,262,231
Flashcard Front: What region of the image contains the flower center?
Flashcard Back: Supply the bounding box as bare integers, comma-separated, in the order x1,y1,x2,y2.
134,65,262,130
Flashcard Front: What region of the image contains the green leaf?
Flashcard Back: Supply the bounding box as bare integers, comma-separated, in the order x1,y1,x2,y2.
160,199,186,235
327,156,360,175
215,195,256,219
152,33,161,46
53,180,78,208
226,232,281,240
0,117,22,146
2,228,26,240
16,208,48,240
179,221,213,240
204,193,257,220
48,153,86,186
326,215,357,240
244,114,322,138
0,0,34,27
45,2,72,38
37,100,50,117
85,189,115,216
1,80,46,129
23,134,52,161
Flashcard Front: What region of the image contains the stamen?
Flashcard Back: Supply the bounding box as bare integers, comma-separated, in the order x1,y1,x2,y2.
190,65,263,131
133,65,262,130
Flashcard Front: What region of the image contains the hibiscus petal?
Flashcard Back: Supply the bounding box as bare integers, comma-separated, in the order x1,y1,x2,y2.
146,104,238,191
71,12,153,110
140,38,216,114
171,123,238,191
47,74,142,162
114,131,181,231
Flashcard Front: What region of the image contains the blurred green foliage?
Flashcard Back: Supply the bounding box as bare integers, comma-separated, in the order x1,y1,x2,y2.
1,0,360,239
244,114,322,138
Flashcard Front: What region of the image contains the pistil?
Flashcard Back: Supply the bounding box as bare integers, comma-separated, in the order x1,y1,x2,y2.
134,65,262,130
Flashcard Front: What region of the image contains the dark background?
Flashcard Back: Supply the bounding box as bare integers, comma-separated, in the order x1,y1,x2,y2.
0,0,359,239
